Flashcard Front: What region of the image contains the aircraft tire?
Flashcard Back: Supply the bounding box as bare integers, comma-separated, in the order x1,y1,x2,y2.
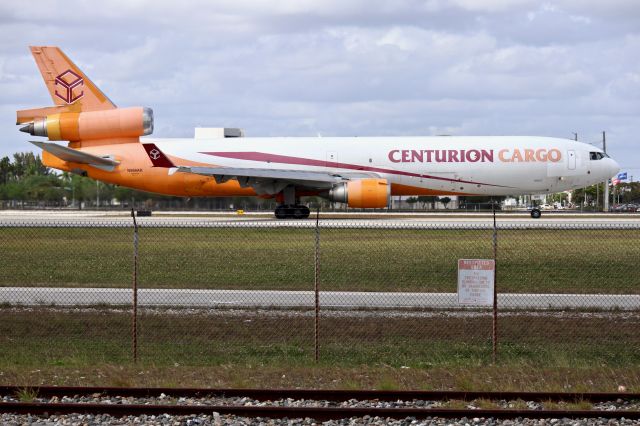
275,206,288,219
274,205,311,219
530,208,541,219
300,206,311,219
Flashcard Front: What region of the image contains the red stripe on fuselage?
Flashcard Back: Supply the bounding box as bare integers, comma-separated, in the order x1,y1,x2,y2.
199,151,511,188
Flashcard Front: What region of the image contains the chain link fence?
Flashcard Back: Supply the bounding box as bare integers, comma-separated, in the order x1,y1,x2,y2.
1,217,638,368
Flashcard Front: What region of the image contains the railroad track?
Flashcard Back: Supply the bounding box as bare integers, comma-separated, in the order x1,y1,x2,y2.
1,386,639,422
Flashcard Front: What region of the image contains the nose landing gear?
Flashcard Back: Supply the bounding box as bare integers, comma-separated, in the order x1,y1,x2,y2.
530,208,541,219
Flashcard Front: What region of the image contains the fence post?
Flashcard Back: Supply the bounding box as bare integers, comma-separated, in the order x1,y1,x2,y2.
314,207,320,362
131,209,138,363
492,202,498,363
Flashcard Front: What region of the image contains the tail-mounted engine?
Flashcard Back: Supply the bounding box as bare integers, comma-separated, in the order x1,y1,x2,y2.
19,107,153,141
328,178,390,208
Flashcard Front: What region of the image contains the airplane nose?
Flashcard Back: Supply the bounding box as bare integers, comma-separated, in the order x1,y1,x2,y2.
609,158,620,178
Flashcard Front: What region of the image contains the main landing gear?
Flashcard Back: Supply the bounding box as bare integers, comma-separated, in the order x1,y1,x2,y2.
274,185,311,219
530,208,541,219
274,204,311,219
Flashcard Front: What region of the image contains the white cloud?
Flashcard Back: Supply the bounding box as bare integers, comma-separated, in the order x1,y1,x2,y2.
448,0,536,13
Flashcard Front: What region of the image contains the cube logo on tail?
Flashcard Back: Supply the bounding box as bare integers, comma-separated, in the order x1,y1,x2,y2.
54,69,84,104
149,149,161,160
143,143,175,167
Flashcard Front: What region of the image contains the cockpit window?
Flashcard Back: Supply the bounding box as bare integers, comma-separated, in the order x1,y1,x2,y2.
589,151,606,160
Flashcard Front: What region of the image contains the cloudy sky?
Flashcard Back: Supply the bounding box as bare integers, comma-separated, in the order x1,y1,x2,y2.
1,0,639,177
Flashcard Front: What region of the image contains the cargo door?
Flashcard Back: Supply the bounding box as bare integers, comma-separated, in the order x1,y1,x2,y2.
567,150,576,170
548,149,580,177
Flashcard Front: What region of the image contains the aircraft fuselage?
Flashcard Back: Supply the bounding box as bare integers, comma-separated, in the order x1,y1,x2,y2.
44,135,618,199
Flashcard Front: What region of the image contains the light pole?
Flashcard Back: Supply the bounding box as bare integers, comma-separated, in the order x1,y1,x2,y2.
602,131,609,212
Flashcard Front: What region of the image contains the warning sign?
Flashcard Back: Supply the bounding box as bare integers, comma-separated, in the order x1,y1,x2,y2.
457,259,495,305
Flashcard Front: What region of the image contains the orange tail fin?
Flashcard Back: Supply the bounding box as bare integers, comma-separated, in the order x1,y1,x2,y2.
29,46,115,112
17,46,117,124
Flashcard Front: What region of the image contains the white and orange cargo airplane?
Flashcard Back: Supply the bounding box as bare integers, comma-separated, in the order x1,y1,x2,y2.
18,46,619,218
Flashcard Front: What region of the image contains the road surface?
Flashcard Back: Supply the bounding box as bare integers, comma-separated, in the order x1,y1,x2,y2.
1,210,639,227
1,287,638,310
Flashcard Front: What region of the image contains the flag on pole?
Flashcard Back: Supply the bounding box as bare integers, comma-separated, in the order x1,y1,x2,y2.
612,172,626,186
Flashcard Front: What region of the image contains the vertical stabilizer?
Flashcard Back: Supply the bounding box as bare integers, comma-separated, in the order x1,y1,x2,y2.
29,46,116,112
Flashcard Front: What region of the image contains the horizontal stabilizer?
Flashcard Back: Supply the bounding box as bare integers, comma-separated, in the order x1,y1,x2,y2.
17,105,69,125
30,141,119,171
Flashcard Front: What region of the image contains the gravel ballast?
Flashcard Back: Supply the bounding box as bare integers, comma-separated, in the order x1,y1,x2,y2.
1,393,640,425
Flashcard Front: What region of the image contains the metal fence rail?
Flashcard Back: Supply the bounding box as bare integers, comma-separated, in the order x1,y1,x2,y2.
1,217,638,367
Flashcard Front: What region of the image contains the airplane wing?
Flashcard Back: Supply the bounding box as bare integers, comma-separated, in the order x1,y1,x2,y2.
179,165,376,184
30,141,119,171
142,143,379,194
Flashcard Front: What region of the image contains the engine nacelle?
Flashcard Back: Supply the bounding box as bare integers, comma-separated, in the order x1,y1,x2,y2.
20,107,153,141
328,179,390,208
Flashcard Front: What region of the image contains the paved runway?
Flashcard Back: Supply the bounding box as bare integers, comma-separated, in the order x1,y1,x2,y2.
1,210,639,227
1,287,638,310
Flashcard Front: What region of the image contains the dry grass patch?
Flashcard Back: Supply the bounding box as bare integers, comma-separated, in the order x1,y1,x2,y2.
0,364,638,393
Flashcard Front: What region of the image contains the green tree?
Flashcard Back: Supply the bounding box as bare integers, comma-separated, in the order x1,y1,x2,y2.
572,184,605,209
417,195,437,209
438,196,452,209
4,181,25,202
22,175,63,202
0,156,11,185
614,182,640,204
11,152,47,179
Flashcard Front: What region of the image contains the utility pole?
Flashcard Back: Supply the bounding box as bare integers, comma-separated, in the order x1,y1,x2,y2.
603,131,609,212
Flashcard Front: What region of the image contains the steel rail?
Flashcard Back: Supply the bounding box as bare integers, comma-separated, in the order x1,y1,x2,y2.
0,401,639,421
0,386,638,403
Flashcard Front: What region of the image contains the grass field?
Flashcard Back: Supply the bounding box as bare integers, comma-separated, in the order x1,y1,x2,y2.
0,228,640,294
0,307,639,391
1,226,638,293
1,308,638,367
